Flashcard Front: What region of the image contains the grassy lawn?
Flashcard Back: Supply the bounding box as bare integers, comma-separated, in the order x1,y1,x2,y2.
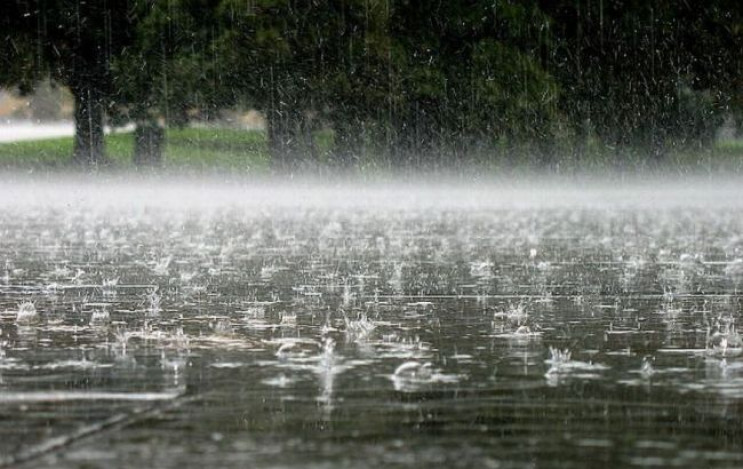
163,127,270,172
663,140,743,174
0,125,741,174
0,127,271,172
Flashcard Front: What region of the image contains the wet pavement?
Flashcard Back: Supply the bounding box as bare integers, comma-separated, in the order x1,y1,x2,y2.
2,180,743,468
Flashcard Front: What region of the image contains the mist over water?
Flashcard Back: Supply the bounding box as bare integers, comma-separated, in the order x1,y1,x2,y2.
4,174,743,210
3,177,743,468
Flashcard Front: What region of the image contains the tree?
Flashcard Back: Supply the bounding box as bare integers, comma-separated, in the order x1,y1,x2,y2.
376,1,560,167
540,0,743,158
216,0,385,171
215,0,561,170
3,0,742,171
215,0,312,171
1,0,140,166
111,0,224,166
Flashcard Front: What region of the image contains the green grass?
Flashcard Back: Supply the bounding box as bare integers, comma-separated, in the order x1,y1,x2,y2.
0,135,74,167
0,127,271,172
163,127,270,171
0,125,741,174
662,140,743,174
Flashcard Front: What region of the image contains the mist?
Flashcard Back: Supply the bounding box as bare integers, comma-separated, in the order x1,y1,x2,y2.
3,173,743,211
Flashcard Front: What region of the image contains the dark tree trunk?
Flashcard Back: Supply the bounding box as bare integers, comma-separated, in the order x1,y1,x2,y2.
134,122,165,167
267,109,303,172
332,116,362,170
389,115,424,169
71,83,106,166
298,115,318,165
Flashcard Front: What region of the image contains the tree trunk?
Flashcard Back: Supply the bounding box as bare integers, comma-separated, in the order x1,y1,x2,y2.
134,121,165,167
267,109,301,172
71,83,106,166
332,116,362,170
298,114,318,165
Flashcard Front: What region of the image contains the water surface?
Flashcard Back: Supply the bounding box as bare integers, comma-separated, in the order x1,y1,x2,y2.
2,179,743,468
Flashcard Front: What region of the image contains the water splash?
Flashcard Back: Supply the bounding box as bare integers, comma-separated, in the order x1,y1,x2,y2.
343,311,376,343
15,302,39,325
99,276,118,295
389,361,460,392
89,308,111,327
545,346,609,385
707,317,742,358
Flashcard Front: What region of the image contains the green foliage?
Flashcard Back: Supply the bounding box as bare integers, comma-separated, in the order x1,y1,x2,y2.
540,0,742,156
112,0,224,126
1,1,143,164
2,0,742,169
1,1,134,89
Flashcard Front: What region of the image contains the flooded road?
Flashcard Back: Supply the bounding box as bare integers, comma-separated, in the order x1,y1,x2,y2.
2,179,743,468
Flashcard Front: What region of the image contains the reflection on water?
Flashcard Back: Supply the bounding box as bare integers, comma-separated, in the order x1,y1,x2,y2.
1,181,743,467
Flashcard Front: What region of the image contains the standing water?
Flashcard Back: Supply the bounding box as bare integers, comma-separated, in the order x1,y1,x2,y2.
1,178,743,468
